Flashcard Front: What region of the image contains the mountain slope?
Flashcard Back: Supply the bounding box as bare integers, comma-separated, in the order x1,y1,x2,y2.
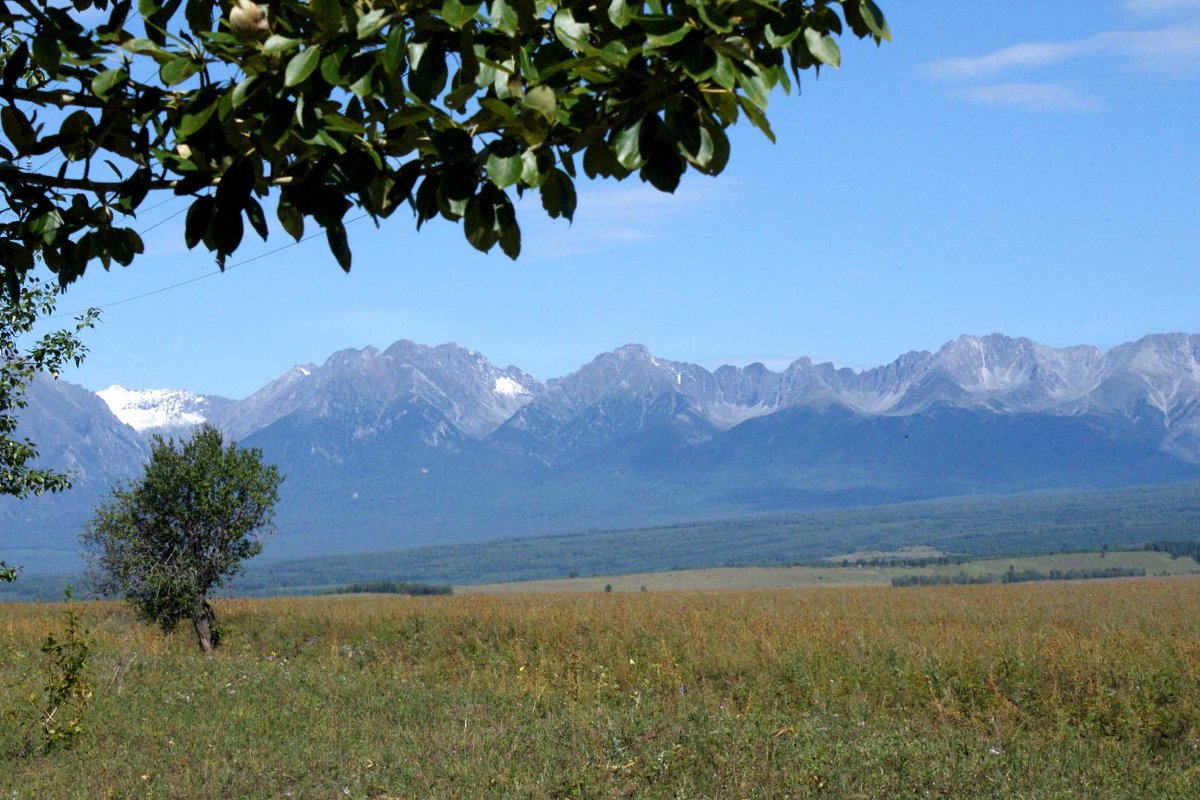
7,332,1200,573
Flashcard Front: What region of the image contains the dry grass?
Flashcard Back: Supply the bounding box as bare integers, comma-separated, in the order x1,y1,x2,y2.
3,578,1199,798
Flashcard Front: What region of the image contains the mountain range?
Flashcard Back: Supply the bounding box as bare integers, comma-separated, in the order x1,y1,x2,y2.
5,332,1200,573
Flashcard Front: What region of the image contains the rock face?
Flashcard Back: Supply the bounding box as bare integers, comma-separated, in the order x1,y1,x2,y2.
7,332,1200,570
219,340,539,443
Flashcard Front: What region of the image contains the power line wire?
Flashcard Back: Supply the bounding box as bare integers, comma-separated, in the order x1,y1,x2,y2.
52,213,371,319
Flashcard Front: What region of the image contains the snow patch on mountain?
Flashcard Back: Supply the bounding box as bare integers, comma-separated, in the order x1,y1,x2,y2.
494,376,527,396
96,385,235,434
97,386,209,431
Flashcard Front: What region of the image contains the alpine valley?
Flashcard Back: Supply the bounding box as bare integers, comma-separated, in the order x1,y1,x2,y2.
5,332,1200,573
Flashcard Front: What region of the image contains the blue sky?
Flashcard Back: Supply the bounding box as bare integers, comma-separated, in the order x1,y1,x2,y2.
46,0,1200,399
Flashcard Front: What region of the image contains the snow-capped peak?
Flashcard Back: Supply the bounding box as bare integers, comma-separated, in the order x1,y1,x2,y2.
494,376,527,397
97,385,211,432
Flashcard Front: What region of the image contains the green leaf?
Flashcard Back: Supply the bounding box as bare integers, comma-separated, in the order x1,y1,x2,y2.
522,85,556,119
804,28,841,68
231,75,257,109
765,14,803,49
326,222,352,272
2,40,27,90
185,196,214,249
349,67,377,98
277,201,304,241
29,210,64,243
553,9,591,52
211,206,244,256
178,98,218,138
669,106,702,158
310,0,343,35
123,38,167,57
641,17,689,49
286,47,322,87
356,8,389,39
613,117,645,169
478,97,516,120
320,48,347,85
382,26,405,73
539,168,576,221
262,35,301,55
32,35,61,72
860,0,891,41
712,53,736,90
608,0,634,29
0,107,30,154
433,129,475,163
520,148,549,187
692,114,728,175
735,63,771,109
58,110,94,161
486,152,523,189
694,2,731,33
463,195,497,252
0,240,33,273
441,0,481,28
599,41,631,67
408,40,448,101
320,114,365,134
737,94,775,142
160,57,201,86
640,142,683,193
497,215,519,258
185,0,213,34
489,0,518,36
92,68,128,100
245,197,269,241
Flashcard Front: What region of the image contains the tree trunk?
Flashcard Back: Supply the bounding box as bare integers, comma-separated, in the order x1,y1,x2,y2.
192,598,219,654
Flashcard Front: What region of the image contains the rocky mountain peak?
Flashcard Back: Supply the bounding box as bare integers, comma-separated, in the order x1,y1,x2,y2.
96,385,233,434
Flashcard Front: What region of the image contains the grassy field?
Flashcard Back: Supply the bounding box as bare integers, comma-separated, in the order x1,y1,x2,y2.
462,550,1200,594
3,578,1199,798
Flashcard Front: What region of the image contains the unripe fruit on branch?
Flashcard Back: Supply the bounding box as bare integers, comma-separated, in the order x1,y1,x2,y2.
230,0,270,40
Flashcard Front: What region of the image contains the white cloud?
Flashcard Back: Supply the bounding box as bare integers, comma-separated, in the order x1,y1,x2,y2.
920,25,1200,81
1114,25,1200,71
919,18,1200,112
921,41,1093,81
947,82,1102,112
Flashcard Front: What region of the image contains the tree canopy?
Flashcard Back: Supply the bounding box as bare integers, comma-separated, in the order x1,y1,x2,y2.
0,0,888,298
0,276,97,582
1,277,96,497
81,423,283,652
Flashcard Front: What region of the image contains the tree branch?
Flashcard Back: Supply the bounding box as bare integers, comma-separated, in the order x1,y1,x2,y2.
7,88,114,111
0,169,296,194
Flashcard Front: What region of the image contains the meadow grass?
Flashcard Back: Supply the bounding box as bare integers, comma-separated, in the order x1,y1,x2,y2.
3,578,1199,798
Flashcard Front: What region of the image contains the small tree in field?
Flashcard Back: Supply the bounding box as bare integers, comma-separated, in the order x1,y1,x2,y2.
82,424,283,652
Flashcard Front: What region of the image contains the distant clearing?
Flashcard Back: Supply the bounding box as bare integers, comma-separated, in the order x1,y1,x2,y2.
822,545,946,562
461,550,1200,594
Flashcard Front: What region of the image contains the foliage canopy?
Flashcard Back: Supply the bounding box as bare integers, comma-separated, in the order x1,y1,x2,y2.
1,277,97,582
0,0,888,296
81,423,283,651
